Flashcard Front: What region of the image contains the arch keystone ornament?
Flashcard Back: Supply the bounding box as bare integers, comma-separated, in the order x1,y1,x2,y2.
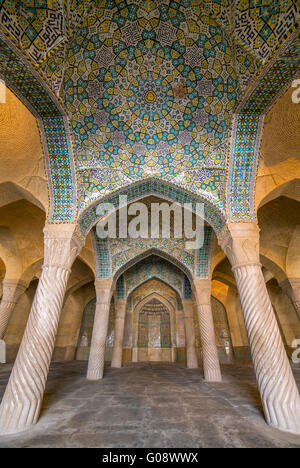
0,279,27,339
193,279,222,382
218,222,300,435
0,224,85,435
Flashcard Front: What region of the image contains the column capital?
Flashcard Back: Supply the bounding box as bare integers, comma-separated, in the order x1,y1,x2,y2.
1,279,27,303
182,299,194,318
193,279,212,305
217,222,260,268
94,279,114,304
43,223,85,270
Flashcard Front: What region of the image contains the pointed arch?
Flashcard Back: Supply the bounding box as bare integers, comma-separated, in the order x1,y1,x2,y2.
78,178,226,236
0,31,76,222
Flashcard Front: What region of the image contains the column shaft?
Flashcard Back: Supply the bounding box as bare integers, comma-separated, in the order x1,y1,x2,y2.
0,225,84,435
194,279,222,382
111,299,127,368
0,280,27,339
183,299,198,369
87,279,113,380
219,222,300,434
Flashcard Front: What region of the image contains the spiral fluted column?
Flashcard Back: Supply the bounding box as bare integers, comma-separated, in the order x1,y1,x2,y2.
219,222,300,434
194,279,222,382
0,224,85,435
111,299,127,368
87,279,113,380
182,299,198,369
0,279,27,339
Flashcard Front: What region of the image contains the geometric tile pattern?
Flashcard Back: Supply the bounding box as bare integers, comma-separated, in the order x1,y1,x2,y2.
124,257,184,297
195,226,213,279
235,0,299,62
109,237,196,276
183,275,192,299
92,229,111,279
0,32,76,222
78,178,226,235
235,43,262,93
116,274,125,299
0,1,299,225
227,30,300,221
63,0,238,212
227,113,264,220
202,0,232,32
0,0,66,64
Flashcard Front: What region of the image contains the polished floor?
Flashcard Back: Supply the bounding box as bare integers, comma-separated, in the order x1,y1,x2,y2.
0,361,300,448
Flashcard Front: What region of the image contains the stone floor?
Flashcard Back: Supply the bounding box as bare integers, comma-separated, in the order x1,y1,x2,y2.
0,361,300,448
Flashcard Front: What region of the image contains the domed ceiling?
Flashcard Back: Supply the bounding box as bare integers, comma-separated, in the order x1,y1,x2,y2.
0,0,298,217
61,0,240,211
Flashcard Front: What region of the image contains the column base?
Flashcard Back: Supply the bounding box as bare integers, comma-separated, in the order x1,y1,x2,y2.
132,348,138,362
87,370,104,381
268,423,300,436
0,423,36,436
0,339,6,364
204,369,222,382
111,361,122,368
187,363,198,369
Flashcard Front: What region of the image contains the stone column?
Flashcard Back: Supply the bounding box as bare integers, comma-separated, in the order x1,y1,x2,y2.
182,299,198,369
280,278,300,321
132,347,138,362
111,298,127,368
0,339,5,363
0,224,85,435
0,279,27,339
193,279,222,382
218,222,300,434
87,279,113,380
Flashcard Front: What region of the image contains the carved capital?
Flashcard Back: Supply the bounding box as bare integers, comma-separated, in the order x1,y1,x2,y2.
95,279,113,304
217,222,260,268
43,224,85,271
1,279,27,304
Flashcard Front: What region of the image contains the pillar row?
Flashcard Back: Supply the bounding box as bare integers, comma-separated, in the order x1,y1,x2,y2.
218,222,300,435
182,299,198,369
0,224,85,435
111,298,127,368
87,279,113,380
193,279,222,382
0,279,27,339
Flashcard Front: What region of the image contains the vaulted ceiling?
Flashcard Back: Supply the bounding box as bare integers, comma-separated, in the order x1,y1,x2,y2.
0,0,299,220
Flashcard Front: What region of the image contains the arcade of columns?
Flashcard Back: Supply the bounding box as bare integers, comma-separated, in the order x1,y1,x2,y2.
0,221,299,436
